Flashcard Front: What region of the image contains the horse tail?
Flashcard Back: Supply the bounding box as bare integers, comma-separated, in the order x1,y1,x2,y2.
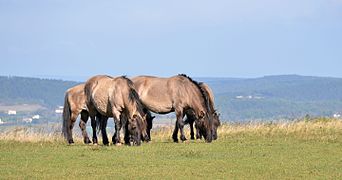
62,92,71,140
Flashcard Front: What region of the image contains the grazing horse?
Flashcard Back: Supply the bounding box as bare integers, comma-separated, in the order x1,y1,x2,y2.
62,84,94,144
84,75,149,146
132,74,213,143
62,84,105,144
184,82,221,140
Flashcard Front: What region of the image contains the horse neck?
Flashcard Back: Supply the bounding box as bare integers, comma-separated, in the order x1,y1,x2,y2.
125,98,141,118
188,92,207,117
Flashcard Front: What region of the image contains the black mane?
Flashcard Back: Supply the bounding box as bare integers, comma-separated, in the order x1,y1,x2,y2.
178,74,212,116
120,75,145,115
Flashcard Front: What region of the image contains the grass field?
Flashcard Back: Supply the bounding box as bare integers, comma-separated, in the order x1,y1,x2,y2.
1,118,342,179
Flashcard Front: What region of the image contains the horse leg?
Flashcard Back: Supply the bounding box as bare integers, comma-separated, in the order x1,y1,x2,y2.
123,119,130,145
113,120,122,145
172,122,179,143
80,110,91,144
112,110,122,145
145,111,154,141
189,119,195,140
195,123,202,139
173,110,186,142
67,113,78,144
100,115,109,145
184,115,195,140
118,114,131,145
178,112,187,142
91,115,98,144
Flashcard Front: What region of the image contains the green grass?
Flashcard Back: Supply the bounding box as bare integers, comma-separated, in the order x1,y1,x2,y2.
1,120,342,179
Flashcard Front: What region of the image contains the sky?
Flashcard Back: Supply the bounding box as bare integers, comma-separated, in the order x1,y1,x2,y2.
1,0,342,81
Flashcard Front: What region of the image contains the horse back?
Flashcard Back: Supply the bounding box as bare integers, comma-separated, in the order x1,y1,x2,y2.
66,83,87,113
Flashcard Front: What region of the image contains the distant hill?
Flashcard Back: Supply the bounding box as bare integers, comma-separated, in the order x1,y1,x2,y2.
1,75,342,121
0,76,79,107
197,75,342,121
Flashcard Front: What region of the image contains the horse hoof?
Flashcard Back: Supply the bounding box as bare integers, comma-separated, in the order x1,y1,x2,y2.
115,143,122,147
180,136,187,142
68,140,75,144
84,139,92,144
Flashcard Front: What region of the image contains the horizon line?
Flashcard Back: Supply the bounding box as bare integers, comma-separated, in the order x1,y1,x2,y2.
1,73,342,82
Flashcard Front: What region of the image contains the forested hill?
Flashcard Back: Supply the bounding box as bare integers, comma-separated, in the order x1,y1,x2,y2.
1,75,342,121
197,75,342,121
198,75,342,101
0,76,78,107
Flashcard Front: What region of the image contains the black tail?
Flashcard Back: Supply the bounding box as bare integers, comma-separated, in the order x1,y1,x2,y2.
62,92,71,140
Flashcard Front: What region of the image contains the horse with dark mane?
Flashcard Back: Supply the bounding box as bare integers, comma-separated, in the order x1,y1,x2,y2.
184,82,221,140
84,75,149,146
62,84,96,144
132,74,213,143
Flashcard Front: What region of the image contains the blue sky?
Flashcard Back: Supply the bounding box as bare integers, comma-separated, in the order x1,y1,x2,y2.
1,0,342,80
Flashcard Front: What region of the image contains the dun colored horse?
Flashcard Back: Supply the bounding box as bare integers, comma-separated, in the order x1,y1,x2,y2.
132,74,213,143
184,82,221,140
84,75,149,146
62,84,97,144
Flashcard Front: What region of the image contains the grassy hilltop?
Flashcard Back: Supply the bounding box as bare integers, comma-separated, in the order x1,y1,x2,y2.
1,118,342,179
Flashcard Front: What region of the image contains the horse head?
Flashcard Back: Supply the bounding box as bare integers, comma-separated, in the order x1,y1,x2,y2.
127,113,150,145
212,110,221,140
125,114,141,146
197,111,213,143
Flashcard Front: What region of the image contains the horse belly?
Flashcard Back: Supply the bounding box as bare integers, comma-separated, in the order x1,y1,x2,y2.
144,99,173,114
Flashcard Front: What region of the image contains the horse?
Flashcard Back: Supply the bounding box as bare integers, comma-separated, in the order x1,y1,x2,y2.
62,84,96,144
84,75,149,146
184,82,221,140
132,74,213,143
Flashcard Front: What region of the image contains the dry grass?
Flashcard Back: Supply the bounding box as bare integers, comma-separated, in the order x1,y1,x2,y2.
1,118,342,143
0,124,66,143
151,117,342,142
218,118,342,142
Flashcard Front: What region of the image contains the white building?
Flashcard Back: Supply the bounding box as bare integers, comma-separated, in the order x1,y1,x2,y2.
32,115,40,119
55,109,63,114
55,106,64,114
23,118,33,123
8,110,17,115
333,113,341,118
236,95,264,100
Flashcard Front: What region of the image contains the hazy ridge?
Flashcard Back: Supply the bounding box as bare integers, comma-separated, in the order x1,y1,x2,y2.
1,75,342,121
